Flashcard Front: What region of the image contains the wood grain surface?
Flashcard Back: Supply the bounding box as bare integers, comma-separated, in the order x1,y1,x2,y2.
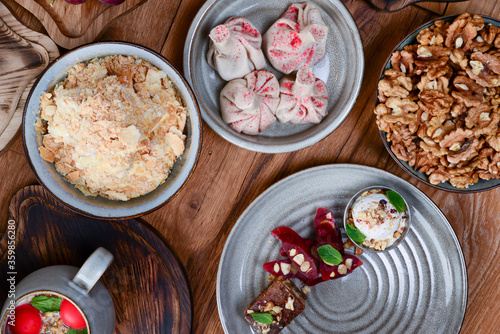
6,0,148,49
0,0,500,333
0,2,58,157
366,0,467,12
0,185,191,333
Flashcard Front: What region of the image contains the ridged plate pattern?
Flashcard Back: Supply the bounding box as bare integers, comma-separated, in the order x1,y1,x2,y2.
217,164,466,334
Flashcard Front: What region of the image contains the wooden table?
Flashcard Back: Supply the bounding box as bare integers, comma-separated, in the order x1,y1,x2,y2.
0,0,499,333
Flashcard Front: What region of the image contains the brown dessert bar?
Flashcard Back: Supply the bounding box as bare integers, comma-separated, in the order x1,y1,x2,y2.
244,277,307,334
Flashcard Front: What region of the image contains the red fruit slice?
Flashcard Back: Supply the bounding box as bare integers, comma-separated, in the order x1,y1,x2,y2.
271,227,318,279
319,254,363,281
314,207,344,254
60,299,86,329
279,238,315,257
7,304,42,334
263,259,306,281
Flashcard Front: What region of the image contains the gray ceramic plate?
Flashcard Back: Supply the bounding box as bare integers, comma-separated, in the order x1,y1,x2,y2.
217,164,467,333
23,42,202,219
184,0,364,153
378,15,500,192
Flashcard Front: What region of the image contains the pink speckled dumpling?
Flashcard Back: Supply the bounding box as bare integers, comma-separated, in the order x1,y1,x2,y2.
276,66,328,124
220,70,280,135
207,17,267,81
263,2,328,74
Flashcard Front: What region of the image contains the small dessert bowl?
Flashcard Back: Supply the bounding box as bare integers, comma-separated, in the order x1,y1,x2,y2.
343,186,411,252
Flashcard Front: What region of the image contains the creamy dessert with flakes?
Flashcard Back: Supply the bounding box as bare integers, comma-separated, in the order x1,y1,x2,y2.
37,55,187,201
347,189,407,251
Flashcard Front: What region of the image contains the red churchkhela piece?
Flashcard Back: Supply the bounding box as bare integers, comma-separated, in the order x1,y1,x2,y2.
271,226,319,279
314,207,344,254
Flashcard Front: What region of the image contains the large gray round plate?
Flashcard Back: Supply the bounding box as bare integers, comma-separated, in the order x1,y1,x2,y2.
217,164,467,333
184,0,364,153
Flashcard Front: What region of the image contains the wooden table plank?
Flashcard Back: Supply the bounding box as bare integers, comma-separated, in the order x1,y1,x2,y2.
442,0,500,16
416,2,448,15
1,0,500,333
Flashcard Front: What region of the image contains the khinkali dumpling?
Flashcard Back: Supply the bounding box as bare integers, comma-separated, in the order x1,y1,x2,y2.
207,17,267,81
263,2,329,74
276,66,328,124
220,70,280,134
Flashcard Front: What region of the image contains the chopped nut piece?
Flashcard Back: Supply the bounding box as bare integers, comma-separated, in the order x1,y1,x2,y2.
289,249,296,257
281,262,291,275
355,247,364,255
272,306,283,314
264,301,275,312
338,264,348,275
285,297,295,311
273,263,280,273
344,240,354,249
293,254,304,265
330,271,336,278
300,261,310,272
345,258,353,270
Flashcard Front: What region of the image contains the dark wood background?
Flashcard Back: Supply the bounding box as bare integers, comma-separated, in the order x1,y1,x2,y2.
0,185,191,333
0,0,499,333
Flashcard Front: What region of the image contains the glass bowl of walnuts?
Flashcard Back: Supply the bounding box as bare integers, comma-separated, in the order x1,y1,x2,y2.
375,14,500,192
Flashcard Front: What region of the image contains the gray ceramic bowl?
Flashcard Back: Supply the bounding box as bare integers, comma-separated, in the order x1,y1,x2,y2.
377,15,500,192
343,186,411,253
23,42,202,219
184,0,364,153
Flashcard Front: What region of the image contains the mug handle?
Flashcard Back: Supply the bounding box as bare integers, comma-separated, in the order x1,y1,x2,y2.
72,247,114,293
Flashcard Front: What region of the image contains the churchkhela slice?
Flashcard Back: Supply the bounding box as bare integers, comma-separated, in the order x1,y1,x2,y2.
207,17,267,81
220,70,280,135
317,254,363,282
276,66,328,124
271,226,319,279
263,2,329,74
314,207,344,254
263,259,305,280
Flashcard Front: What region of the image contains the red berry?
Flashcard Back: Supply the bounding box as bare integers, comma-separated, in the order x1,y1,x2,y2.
60,299,86,329
64,0,88,4
7,304,42,334
98,0,126,5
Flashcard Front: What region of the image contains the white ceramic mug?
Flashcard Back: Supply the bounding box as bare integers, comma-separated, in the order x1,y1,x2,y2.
0,247,115,333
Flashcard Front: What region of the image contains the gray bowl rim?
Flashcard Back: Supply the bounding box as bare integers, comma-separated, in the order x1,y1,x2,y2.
342,185,411,253
376,14,500,193
22,41,203,219
183,0,365,153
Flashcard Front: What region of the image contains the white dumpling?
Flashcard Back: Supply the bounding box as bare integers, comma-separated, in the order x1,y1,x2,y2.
220,70,280,135
263,2,328,74
207,17,267,81
276,66,328,124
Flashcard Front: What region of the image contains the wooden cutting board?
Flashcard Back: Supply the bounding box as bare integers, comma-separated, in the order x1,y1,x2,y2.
0,185,192,333
366,0,468,12
13,0,148,49
0,2,59,157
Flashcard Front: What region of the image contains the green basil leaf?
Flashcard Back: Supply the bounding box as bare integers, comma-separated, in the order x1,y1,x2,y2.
346,222,366,244
251,312,273,325
67,329,88,334
386,191,406,213
317,244,343,266
30,295,62,313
